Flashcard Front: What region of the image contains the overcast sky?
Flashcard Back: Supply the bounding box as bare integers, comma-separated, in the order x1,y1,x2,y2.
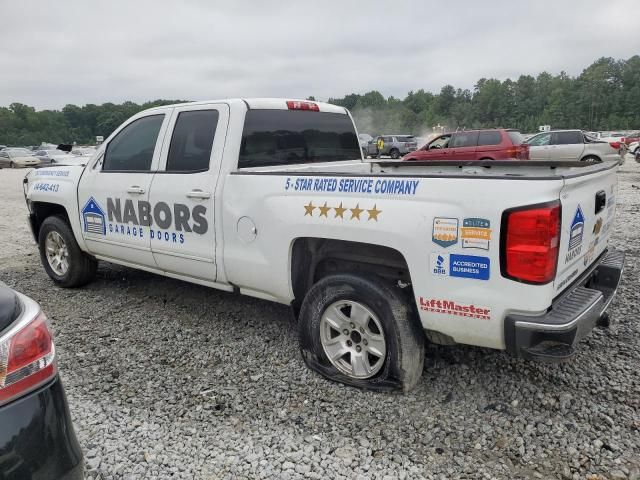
1,0,638,110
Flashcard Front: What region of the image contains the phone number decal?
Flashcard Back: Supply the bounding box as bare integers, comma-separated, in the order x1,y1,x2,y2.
33,182,60,193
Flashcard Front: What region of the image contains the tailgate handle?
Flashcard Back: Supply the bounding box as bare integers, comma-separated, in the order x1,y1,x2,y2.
595,190,606,214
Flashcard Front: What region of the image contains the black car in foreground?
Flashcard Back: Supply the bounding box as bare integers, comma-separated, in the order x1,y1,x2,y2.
0,282,83,480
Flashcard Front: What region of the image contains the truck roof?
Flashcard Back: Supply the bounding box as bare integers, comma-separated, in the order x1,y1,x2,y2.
143,98,348,115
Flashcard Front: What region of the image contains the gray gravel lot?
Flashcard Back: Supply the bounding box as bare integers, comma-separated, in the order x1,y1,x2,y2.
1,159,639,480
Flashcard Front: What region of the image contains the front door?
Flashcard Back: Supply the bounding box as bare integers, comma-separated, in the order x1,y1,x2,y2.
78,111,172,267
148,103,229,281
527,132,551,161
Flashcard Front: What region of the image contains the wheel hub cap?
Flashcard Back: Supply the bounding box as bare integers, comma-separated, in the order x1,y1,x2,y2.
45,231,69,276
319,300,387,379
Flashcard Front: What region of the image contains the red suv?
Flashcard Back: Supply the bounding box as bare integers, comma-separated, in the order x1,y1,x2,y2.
403,129,529,161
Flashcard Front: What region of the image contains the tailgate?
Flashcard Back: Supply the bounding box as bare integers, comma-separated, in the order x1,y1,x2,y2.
555,164,618,294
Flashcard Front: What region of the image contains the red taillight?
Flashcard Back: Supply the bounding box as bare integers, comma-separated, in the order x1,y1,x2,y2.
609,141,621,150
501,202,561,284
0,312,56,406
506,145,529,160
286,100,319,112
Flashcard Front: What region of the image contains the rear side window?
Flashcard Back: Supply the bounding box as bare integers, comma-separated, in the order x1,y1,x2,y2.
552,131,583,145
103,115,164,171
166,110,219,172
239,110,360,168
507,131,525,145
451,131,478,148
396,136,415,143
478,131,502,146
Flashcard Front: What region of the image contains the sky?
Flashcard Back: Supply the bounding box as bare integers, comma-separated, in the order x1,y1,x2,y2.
1,0,639,110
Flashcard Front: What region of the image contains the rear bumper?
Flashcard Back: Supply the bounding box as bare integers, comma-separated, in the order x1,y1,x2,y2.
0,376,83,480
504,249,625,361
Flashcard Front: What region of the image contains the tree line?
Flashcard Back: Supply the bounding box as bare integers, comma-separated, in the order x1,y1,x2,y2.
0,56,638,146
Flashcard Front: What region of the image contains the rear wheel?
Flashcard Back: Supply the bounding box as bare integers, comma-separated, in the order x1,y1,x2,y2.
581,155,601,162
9,162,15,168
298,274,425,392
390,149,400,159
39,216,97,287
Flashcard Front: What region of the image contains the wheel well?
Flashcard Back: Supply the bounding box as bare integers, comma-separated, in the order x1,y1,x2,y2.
290,238,413,313
30,202,70,242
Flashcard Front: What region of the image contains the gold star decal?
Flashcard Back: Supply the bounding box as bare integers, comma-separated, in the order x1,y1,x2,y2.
304,201,316,216
367,204,382,221
318,202,330,217
350,204,363,220
334,202,346,219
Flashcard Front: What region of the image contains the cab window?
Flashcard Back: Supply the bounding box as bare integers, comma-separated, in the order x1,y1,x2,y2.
239,110,360,168
166,110,219,172
103,115,164,171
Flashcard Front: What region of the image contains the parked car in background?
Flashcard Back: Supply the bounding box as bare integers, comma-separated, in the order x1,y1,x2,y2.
403,129,529,161
623,132,640,146
364,135,418,159
0,282,83,479
0,145,7,151
628,141,639,155
34,149,72,165
71,147,97,158
0,148,40,168
526,130,623,162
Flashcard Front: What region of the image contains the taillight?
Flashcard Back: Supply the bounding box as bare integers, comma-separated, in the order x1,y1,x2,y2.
609,141,621,150
0,312,56,406
286,100,319,112
501,201,561,284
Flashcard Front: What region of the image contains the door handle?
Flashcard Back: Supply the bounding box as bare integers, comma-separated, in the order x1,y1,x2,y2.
127,186,145,194
186,189,211,199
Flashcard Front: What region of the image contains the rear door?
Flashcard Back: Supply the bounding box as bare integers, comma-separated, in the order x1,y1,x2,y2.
476,130,503,159
549,131,585,160
448,131,478,160
554,164,618,294
148,103,229,281
527,132,551,161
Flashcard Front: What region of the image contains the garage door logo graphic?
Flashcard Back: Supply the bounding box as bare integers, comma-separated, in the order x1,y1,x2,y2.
82,197,106,235
568,205,584,250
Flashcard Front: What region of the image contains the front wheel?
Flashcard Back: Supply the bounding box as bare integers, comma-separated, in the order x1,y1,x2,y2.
298,274,425,392
390,149,400,159
38,216,97,287
9,162,15,168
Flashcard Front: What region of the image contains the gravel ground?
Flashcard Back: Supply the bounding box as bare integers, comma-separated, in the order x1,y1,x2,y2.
1,159,639,480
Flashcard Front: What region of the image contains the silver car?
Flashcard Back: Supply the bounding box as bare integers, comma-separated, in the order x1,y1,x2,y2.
526,130,622,162
364,135,418,159
0,148,41,168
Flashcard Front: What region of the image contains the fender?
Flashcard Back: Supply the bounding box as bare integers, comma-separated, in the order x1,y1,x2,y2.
25,165,90,253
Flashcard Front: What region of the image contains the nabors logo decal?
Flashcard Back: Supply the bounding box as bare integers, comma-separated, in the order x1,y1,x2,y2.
419,297,491,320
82,197,208,245
82,197,106,235
565,205,585,263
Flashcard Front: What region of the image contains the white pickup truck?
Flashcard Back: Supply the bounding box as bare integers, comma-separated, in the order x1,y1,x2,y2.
23,98,625,392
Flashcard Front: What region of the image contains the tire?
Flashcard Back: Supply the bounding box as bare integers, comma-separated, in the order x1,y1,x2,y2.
390,149,400,159
9,162,15,169
581,155,601,163
298,274,425,392
38,216,97,287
